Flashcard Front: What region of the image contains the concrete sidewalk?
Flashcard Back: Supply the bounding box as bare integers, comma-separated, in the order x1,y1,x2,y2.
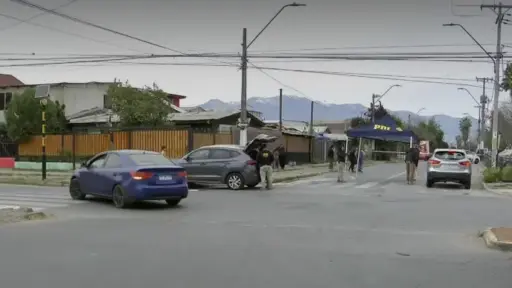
0,163,334,187
482,182,512,197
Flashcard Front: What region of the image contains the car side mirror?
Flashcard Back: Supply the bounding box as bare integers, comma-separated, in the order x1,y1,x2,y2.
80,162,87,168
185,156,191,162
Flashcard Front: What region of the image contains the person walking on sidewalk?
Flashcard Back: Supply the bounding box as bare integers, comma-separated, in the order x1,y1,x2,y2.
336,145,346,183
257,144,275,190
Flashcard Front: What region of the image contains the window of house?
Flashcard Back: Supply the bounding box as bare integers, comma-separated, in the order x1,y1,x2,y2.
0,93,5,110
103,94,112,109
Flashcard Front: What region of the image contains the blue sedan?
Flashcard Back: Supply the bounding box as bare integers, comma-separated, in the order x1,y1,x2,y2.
69,150,188,209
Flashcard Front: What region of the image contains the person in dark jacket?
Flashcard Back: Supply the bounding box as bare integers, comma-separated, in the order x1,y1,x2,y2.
257,144,275,189
327,144,335,171
405,145,420,184
278,145,286,170
348,149,357,173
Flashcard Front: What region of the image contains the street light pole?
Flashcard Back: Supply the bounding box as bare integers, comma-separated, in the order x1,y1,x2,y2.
239,3,306,146
444,4,507,167
457,87,483,148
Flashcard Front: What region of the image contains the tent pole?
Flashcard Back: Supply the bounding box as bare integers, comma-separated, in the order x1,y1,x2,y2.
345,139,349,171
410,136,412,148
355,137,362,178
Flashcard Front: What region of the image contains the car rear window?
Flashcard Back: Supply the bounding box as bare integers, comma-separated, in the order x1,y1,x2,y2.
129,154,175,166
434,151,465,161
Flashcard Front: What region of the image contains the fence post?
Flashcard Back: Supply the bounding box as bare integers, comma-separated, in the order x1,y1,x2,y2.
128,130,133,149
72,132,76,170
60,134,64,156
187,128,194,152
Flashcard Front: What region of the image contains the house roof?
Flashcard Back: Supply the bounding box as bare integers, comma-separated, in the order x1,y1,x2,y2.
0,74,24,87
0,81,115,89
168,110,265,126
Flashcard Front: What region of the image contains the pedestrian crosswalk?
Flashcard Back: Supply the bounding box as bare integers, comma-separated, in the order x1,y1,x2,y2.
0,189,82,211
274,178,489,197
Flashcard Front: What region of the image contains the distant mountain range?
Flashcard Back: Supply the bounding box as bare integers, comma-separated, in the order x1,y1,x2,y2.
200,95,479,142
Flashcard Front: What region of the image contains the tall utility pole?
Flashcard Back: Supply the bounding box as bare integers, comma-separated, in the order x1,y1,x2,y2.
279,88,283,132
481,2,506,167
309,100,314,136
239,3,306,146
476,77,492,149
444,3,506,167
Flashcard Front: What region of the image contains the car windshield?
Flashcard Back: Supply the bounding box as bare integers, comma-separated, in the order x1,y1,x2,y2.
434,151,465,161
129,153,176,166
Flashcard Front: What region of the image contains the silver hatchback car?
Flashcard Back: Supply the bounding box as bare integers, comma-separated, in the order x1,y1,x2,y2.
426,148,472,189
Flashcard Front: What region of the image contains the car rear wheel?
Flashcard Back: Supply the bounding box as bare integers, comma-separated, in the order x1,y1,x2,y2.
165,199,181,207
226,173,245,190
474,159,479,164
426,180,433,188
463,182,471,190
69,178,86,200
112,185,130,209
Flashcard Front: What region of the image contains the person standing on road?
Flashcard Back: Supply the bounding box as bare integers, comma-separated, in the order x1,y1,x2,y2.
348,148,357,173
161,145,167,158
405,145,420,184
413,144,420,180
278,145,287,170
257,144,275,190
336,145,346,183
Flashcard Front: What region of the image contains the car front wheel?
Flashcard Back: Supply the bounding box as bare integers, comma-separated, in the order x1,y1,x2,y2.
69,178,86,200
226,173,245,190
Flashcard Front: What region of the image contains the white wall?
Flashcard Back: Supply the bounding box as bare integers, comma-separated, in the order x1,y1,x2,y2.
0,83,111,123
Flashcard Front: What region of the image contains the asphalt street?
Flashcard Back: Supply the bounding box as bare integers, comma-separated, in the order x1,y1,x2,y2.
1,162,512,288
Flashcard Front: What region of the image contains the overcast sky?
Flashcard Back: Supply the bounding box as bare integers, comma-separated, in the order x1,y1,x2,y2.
1,0,511,118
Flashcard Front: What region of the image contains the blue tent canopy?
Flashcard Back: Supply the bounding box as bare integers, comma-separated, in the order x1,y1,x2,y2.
346,115,418,143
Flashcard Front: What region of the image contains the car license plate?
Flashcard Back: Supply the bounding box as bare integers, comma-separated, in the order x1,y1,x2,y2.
158,175,173,181
443,164,459,171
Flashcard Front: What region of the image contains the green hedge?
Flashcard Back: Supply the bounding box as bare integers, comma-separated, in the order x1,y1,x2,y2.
482,167,512,183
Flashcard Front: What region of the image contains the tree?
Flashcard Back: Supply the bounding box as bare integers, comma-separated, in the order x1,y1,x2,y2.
459,116,472,148
5,89,68,142
501,62,512,96
107,81,173,127
411,117,447,149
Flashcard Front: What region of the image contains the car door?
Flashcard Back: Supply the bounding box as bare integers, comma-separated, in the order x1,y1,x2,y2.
99,153,123,196
181,149,210,182
79,153,108,194
206,149,238,182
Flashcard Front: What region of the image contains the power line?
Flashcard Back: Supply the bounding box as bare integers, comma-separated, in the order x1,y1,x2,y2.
10,0,238,67
0,12,145,53
0,0,79,32
248,60,310,99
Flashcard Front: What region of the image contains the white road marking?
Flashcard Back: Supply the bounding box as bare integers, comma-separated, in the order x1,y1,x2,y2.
355,182,378,189
386,171,406,180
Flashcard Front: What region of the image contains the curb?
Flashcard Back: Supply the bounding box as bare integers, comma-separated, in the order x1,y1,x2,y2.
273,172,327,183
482,182,512,197
480,228,512,251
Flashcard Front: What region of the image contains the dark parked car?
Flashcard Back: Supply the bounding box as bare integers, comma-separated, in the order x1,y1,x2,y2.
174,134,277,190
69,150,188,209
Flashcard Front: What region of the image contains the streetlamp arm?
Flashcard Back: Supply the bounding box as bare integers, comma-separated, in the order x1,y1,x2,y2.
376,84,400,101
443,23,495,63
457,87,480,106
247,3,304,49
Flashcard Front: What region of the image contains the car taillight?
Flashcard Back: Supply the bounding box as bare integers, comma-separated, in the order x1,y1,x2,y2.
130,171,153,180
428,159,441,165
178,171,187,178
246,160,257,166
459,161,471,167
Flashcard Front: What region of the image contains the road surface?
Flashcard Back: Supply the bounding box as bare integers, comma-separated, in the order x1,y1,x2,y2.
1,162,512,288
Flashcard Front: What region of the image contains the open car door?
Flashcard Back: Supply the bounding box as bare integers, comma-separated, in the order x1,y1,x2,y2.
244,134,278,156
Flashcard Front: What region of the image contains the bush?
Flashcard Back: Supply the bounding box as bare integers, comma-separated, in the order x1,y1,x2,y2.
483,167,502,183
501,166,512,182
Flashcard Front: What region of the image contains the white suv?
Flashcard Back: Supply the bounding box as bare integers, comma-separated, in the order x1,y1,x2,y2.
426,149,472,189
